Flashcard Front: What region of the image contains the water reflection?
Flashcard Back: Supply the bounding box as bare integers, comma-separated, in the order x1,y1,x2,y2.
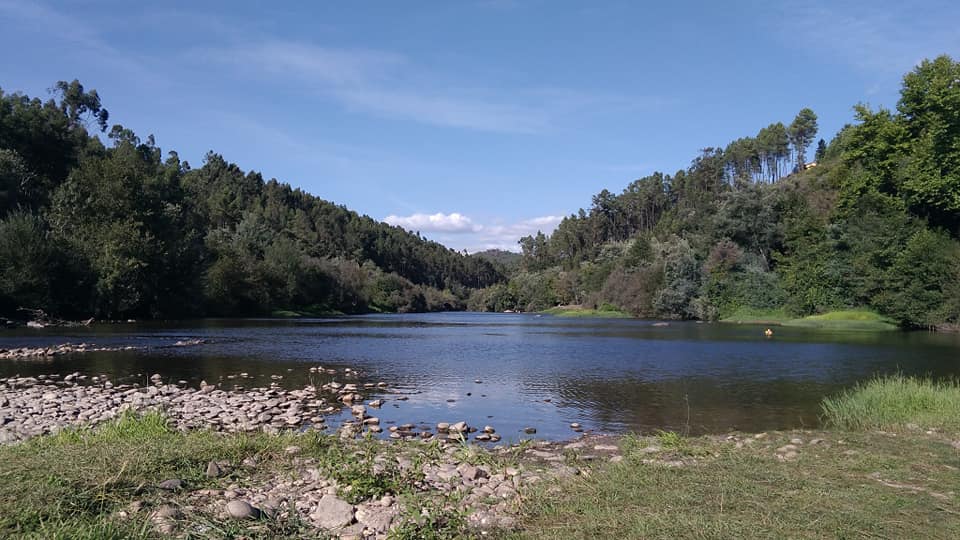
2,313,959,439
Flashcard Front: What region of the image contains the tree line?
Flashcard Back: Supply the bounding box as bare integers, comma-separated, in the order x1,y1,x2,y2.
0,81,506,319
470,56,960,329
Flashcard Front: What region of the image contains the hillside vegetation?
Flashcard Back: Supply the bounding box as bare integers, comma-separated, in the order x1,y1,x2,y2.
470,56,960,330
0,82,504,319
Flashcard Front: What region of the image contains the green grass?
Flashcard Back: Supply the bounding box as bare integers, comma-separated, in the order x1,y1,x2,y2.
784,309,897,331
542,306,633,318
720,307,793,325
0,412,470,539
0,411,314,538
513,430,960,539
722,308,897,331
822,374,960,432
270,306,342,318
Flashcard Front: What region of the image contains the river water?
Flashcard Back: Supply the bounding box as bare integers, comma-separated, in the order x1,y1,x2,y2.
2,313,959,440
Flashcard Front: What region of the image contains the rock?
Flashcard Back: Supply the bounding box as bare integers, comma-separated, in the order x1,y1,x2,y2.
459,464,488,481
523,427,537,434
205,461,223,478
450,421,468,433
368,399,384,408
593,444,618,451
483,425,496,433
436,422,450,431
158,479,183,491
226,500,260,520
570,422,581,429
356,504,397,532
152,504,181,519
351,405,366,416
311,494,354,529
284,445,301,455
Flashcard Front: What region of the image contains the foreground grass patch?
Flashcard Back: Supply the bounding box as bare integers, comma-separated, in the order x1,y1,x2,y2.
822,374,960,432
515,430,960,539
0,412,324,538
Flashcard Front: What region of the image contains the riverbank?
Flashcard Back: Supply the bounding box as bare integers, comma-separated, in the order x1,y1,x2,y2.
721,308,898,331
2,375,958,538
541,306,633,318
2,417,957,539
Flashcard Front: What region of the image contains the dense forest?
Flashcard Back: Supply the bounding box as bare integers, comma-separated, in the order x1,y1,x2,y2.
469,56,960,330
0,81,505,320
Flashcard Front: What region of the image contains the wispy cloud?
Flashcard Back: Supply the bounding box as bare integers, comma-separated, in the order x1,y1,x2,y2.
385,212,563,251
199,40,550,133
0,0,159,84
780,0,960,77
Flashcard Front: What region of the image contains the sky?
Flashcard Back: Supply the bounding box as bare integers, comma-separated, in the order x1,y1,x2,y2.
2,1,959,252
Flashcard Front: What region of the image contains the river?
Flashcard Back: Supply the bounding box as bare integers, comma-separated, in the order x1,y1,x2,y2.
2,312,959,440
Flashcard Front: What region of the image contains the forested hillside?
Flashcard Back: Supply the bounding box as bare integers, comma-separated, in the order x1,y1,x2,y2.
0,82,504,320
470,56,960,330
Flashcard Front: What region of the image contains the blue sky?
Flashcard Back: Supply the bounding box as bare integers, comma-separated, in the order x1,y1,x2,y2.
2,1,959,251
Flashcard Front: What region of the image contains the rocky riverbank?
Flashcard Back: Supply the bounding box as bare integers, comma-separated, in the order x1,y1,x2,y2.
0,371,632,538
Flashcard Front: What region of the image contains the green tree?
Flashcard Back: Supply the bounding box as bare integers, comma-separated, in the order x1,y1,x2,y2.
789,108,819,169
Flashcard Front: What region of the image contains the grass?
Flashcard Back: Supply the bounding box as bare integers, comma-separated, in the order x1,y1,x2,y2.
722,308,897,331
270,306,343,318
821,374,960,432
0,411,316,538
7,376,960,539
720,307,793,325
542,305,633,318
0,412,468,539
513,429,960,539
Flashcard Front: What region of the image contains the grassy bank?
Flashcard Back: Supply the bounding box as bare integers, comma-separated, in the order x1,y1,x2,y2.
542,306,633,318
514,376,960,539
270,307,343,318
5,377,960,539
513,429,960,539
822,374,960,432
722,308,897,331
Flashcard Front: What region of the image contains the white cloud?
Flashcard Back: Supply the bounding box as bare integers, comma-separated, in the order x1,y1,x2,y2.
384,212,481,233
384,212,563,252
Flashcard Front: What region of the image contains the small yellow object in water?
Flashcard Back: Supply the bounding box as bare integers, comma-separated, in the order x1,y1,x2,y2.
764,328,774,337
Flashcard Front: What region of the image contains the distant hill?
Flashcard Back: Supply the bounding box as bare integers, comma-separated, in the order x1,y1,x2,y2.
0,81,505,319
471,249,522,275
470,56,960,330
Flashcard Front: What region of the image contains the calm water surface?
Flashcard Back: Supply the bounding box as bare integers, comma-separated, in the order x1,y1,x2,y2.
2,313,959,440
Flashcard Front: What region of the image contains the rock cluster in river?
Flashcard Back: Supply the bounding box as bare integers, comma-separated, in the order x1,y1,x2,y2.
0,343,145,360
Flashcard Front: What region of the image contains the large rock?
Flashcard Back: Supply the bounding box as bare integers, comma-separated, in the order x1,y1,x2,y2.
225,500,260,519
311,494,354,529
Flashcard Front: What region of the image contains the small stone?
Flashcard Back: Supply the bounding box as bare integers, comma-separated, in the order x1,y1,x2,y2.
450,421,468,432
152,504,181,519
483,425,496,433
206,461,223,478
284,445,301,455
570,422,581,429
523,427,537,434
436,422,450,431
226,500,260,520
158,479,183,491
